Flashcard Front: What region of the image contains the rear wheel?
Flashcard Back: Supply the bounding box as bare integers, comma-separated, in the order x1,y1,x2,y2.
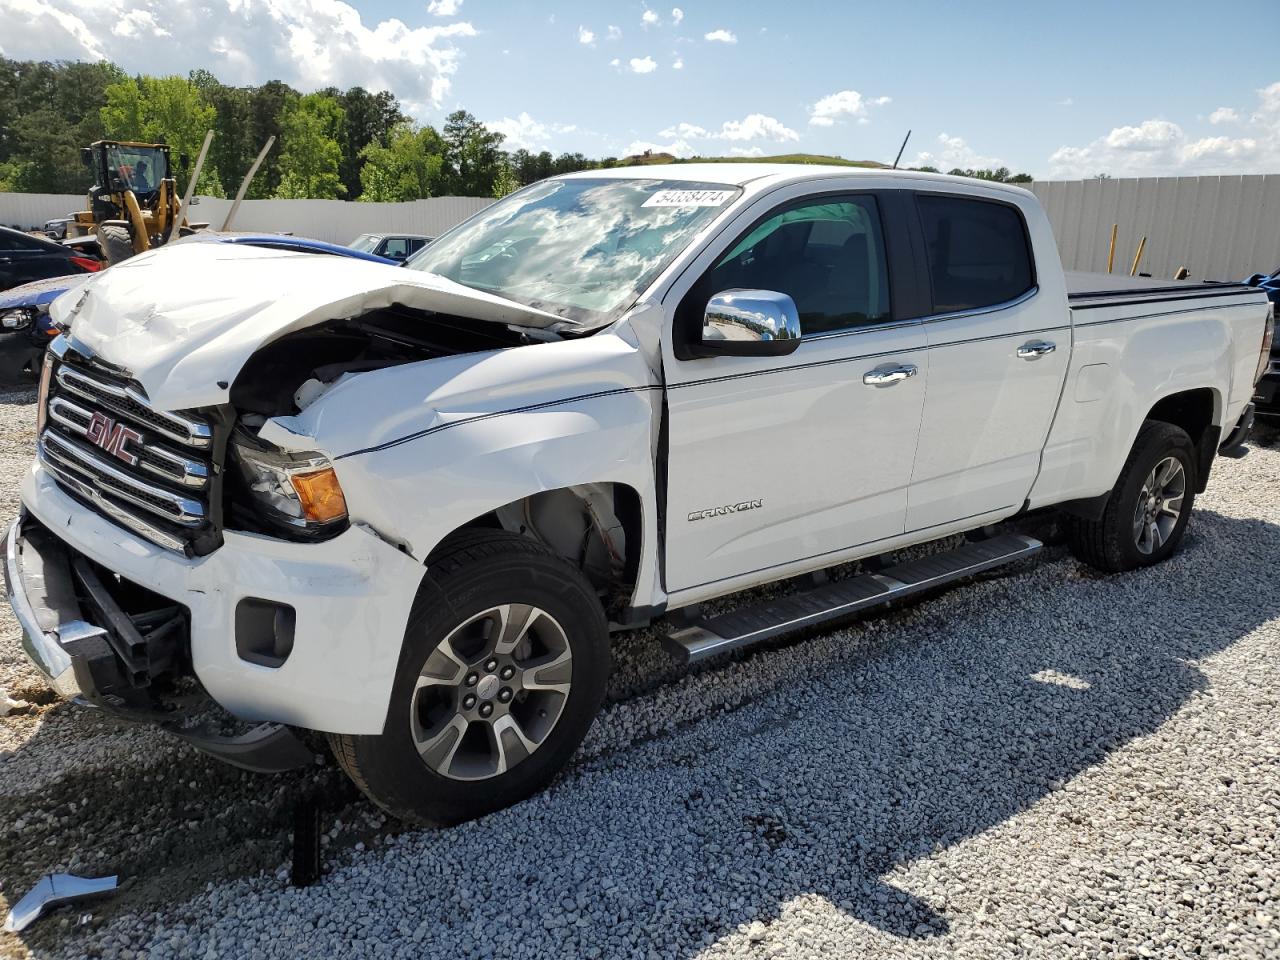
329,530,609,825
1065,420,1196,572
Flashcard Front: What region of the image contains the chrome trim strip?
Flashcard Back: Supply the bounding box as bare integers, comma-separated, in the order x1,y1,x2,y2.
48,396,209,489
37,457,190,552
4,516,86,698
40,431,205,526
54,365,212,449
918,286,1041,326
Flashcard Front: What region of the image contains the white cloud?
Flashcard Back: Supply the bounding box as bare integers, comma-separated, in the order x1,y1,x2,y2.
629,56,657,74
607,24,622,39
577,25,595,45
704,28,736,43
659,121,709,139
426,0,461,15
909,133,1003,172
659,113,797,144
641,8,659,26
0,0,477,116
1058,97,1075,107
1046,94,1278,177
808,89,890,127
609,57,621,67
486,112,577,151
672,56,684,70
671,7,683,24
720,113,798,142
727,146,764,157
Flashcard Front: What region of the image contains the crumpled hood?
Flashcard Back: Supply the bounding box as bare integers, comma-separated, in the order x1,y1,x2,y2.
50,241,566,411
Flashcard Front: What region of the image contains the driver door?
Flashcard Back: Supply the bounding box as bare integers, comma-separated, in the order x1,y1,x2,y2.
662,192,928,594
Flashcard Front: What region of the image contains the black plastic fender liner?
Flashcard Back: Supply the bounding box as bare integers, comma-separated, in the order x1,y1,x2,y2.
172,722,315,774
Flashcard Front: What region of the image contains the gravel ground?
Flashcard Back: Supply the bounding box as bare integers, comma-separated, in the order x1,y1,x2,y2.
1,387,1277,960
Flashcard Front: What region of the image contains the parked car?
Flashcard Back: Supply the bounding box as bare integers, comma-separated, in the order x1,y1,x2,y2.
6,166,1273,825
42,217,76,241
189,232,398,265
348,232,432,262
1245,269,1280,417
0,225,100,293
0,274,90,383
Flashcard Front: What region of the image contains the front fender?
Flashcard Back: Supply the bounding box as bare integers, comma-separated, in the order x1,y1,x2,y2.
264,331,663,569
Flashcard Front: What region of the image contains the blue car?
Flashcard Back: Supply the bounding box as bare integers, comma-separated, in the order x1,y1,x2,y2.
0,234,397,384
0,274,91,383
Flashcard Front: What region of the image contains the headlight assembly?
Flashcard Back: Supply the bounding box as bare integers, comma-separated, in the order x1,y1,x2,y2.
231,435,348,536
1,308,36,330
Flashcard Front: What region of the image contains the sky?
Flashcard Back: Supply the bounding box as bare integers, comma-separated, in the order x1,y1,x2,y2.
3,0,1280,179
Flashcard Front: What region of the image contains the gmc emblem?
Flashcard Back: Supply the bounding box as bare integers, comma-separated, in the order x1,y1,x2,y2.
86,411,143,467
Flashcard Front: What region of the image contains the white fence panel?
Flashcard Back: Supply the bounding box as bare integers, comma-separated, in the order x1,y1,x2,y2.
1028,175,1280,280
0,193,494,245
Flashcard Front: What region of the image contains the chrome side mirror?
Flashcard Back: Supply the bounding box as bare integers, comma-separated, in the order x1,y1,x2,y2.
691,289,802,358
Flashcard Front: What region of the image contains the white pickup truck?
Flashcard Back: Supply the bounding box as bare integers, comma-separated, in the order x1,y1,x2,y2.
5,166,1273,824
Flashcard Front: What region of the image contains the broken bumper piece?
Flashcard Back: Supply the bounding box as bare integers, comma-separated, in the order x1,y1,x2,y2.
3,512,314,774
4,873,118,933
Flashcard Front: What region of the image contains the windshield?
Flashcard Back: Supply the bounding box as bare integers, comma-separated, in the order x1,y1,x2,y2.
107,145,166,195
407,178,742,327
348,234,380,253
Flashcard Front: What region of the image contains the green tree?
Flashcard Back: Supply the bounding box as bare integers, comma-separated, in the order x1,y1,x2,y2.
101,74,224,194
357,122,446,201
247,80,297,197
335,86,407,199
491,162,520,198
441,110,505,196
274,93,346,199
0,57,124,193
946,166,1033,183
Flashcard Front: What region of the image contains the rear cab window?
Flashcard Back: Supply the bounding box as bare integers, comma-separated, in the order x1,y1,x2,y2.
916,194,1035,313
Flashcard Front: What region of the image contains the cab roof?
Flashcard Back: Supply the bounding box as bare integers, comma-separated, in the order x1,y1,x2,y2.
557,162,1034,197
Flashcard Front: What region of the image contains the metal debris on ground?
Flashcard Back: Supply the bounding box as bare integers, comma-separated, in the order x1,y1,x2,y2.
3,873,118,933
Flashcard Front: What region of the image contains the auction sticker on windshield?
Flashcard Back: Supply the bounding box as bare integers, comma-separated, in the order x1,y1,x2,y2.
642,189,736,208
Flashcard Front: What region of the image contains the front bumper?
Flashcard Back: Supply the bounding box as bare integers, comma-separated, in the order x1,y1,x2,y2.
15,460,425,735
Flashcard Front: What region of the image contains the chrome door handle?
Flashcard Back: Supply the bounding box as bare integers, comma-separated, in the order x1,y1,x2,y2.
863,363,918,386
1017,340,1056,360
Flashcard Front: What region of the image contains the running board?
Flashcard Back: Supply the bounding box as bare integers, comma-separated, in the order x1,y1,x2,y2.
663,533,1042,664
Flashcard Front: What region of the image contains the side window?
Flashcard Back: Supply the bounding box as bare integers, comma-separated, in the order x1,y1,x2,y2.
696,197,891,337
381,237,410,259
916,195,1034,313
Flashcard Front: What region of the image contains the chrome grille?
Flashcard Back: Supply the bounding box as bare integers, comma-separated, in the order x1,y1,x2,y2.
40,349,216,553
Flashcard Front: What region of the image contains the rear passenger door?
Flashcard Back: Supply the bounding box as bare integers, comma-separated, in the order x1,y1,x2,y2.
905,191,1070,530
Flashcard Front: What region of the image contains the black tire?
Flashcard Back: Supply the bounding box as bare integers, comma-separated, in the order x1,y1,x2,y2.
97,223,135,266
329,530,609,825
1065,420,1197,573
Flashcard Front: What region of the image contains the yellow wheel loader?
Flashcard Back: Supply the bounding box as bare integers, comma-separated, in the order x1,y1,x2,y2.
69,140,208,266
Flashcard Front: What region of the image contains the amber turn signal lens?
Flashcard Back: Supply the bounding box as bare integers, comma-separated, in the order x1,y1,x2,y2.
289,467,348,523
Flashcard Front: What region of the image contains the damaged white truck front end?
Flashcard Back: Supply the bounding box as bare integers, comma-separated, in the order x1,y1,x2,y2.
9,233,667,786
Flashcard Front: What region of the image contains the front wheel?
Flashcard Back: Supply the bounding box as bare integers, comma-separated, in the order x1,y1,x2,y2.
1065,420,1196,572
329,530,609,825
